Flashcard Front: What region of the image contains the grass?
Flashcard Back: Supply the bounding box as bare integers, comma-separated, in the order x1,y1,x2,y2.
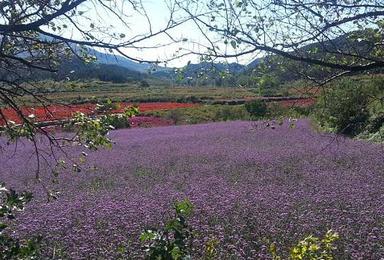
144,103,313,125
15,80,261,106
144,105,251,124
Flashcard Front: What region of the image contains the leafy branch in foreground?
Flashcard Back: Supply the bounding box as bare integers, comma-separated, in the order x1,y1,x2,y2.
140,199,194,260
69,106,139,150
0,183,40,259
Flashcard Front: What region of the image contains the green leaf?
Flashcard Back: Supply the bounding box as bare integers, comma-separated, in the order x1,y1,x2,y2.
230,40,237,49
140,230,157,242
174,199,193,217
171,246,182,259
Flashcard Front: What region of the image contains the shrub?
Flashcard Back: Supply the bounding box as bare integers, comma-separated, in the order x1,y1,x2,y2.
245,100,268,118
215,105,250,121
165,109,184,124
315,76,384,139
140,80,150,88
315,78,370,136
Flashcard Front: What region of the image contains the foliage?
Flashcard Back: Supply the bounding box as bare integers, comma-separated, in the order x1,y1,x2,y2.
140,80,151,88
245,100,268,118
0,183,40,259
290,230,339,260
315,78,370,135
68,112,115,150
147,105,250,125
315,77,384,139
181,1,384,81
140,199,194,260
270,230,339,260
94,99,120,114
147,101,312,125
214,105,249,121
69,106,139,149
1,121,36,143
204,239,219,259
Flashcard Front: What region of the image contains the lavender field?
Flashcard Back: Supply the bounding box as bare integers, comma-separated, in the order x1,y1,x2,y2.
1,120,383,259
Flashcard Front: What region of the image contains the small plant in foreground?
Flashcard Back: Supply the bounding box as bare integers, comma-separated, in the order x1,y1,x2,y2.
270,230,339,260
140,199,194,260
0,183,40,259
204,238,219,259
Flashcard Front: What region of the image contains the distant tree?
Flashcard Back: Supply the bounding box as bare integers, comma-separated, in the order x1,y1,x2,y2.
178,0,384,83
140,80,150,88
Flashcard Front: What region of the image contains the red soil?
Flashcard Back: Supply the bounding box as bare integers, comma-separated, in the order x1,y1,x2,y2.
0,98,315,127
0,102,197,125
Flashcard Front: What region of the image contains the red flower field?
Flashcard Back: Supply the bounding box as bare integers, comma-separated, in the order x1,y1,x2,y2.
0,102,197,125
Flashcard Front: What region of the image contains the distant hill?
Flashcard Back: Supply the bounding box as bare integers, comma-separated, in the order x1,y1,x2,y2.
86,48,167,73
56,57,147,83
156,61,246,86
152,61,245,84
240,30,383,85
34,30,382,85
246,58,263,69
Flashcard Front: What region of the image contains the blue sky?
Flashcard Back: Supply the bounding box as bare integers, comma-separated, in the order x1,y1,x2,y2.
47,0,259,67
87,0,258,67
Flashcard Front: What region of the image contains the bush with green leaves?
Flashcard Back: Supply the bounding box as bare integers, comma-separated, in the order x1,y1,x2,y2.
140,199,194,260
149,105,250,125
315,78,370,135
215,105,250,121
315,77,383,139
245,100,268,118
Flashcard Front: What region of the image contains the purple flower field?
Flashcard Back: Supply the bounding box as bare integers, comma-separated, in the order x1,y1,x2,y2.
1,120,383,259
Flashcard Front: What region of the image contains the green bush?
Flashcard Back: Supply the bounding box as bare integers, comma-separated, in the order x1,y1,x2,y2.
165,109,184,124
140,80,150,88
315,78,370,136
215,105,250,121
245,100,268,118
314,76,384,140
149,105,250,125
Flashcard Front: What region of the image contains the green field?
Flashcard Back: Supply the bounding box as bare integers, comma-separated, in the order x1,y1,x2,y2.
19,80,262,105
